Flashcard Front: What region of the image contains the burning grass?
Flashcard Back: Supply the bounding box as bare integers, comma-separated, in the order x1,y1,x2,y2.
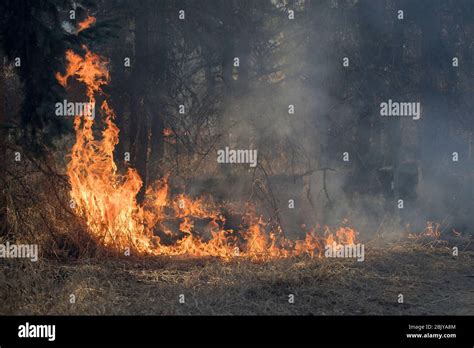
50,20,359,260
2,16,473,317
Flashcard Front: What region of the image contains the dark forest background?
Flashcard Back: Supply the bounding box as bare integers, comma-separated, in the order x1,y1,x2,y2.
1,0,473,249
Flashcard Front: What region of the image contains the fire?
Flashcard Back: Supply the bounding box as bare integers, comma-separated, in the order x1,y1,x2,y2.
163,128,174,137
423,222,441,238
77,15,96,33
408,221,441,240
57,16,358,261
163,128,176,144
325,226,356,246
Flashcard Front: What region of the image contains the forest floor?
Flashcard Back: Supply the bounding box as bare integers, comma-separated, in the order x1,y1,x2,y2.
1,241,473,315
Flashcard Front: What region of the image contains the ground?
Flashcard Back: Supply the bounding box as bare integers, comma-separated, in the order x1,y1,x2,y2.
1,241,473,315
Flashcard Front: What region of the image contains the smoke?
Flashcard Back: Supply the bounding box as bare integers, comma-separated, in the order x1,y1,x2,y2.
97,0,473,240
207,0,473,239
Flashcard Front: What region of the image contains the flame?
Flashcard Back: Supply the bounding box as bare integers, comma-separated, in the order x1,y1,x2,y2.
325,226,356,246
77,15,96,33
163,128,176,143
57,24,359,260
408,221,441,240
423,222,441,238
163,128,174,137
55,46,110,96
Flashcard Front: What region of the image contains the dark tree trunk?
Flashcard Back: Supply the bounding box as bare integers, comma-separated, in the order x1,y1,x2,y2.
418,0,447,177
385,1,405,217
0,55,6,237
130,2,150,203
148,3,166,182
348,1,385,195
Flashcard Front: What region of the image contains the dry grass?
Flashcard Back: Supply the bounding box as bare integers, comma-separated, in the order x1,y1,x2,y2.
1,242,473,315
2,146,473,315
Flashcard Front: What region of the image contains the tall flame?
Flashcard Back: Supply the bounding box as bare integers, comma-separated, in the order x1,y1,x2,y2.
57,16,358,260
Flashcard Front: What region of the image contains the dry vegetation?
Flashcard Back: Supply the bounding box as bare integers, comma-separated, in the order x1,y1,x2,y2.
1,241,473,315
2,0,474,321
2,146,473,316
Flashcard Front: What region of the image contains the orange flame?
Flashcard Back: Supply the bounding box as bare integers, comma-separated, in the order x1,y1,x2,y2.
408,221,441,240
57,30,358,260
77,15,96,33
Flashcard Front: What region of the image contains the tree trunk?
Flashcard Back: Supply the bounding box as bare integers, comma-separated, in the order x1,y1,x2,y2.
0,54,6,237
130,2,150,203
148,3,166,182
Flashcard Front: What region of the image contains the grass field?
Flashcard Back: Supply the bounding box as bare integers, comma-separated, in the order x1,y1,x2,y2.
2,240,473,315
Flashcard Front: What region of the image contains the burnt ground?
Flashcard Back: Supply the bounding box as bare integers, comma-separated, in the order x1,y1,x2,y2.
1,241,473,315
